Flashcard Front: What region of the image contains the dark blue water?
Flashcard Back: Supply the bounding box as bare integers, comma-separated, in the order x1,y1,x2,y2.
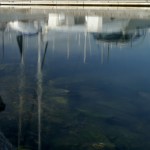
0,11,150,150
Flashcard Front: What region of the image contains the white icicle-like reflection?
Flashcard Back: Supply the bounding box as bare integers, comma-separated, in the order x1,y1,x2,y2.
37,31,42,150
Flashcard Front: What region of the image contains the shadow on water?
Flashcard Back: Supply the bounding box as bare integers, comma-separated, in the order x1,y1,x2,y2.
0,97,14,150
0,96,5,112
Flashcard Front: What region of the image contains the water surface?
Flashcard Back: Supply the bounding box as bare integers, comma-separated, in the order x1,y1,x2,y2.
0,9,150,150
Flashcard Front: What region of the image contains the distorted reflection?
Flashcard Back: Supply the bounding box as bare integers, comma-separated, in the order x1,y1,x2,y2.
0,96,5,112
3,14,149,64
0,11,150,150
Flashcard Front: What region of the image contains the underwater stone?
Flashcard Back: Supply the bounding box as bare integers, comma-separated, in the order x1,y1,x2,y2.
92,143,105,149
91,142,116,150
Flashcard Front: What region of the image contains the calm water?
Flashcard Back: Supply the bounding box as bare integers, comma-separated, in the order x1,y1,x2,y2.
0,9,150,150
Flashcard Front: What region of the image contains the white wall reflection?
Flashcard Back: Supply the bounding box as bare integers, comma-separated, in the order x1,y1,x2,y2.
0,13,148,66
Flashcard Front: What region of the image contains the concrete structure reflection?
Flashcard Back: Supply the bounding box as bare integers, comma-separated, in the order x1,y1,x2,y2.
5,15,149,45
1,14,149,65
43,14,148,62
0,15,147,67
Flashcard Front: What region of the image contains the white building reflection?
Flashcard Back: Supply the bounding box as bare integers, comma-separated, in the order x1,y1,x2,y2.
5,14,149,46
0,13,149,65
0,13,148,66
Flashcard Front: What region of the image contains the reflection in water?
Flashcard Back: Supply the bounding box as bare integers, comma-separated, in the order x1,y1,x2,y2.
17,29,44,150
18,43,24,149
0,11,150,150
0,96,5,112
17,33,25,149
4,14,149,64
37,32,42,150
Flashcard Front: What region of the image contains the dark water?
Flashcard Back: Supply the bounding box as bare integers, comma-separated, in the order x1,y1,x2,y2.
0,9,150,150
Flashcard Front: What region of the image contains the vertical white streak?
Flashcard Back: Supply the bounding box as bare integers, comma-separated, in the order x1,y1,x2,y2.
67,33,70,59
52,32,55,54
88,33,92,56
78,33,80,46
84,32,87,63
37,32,42,150
101,45,104,64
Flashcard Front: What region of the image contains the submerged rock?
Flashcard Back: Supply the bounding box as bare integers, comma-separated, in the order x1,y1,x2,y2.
0,97,11,149
0,96,5,112
91,142,116,150
92,143,105,149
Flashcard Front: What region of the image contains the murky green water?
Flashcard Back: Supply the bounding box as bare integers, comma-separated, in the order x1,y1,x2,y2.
0,8,150,150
